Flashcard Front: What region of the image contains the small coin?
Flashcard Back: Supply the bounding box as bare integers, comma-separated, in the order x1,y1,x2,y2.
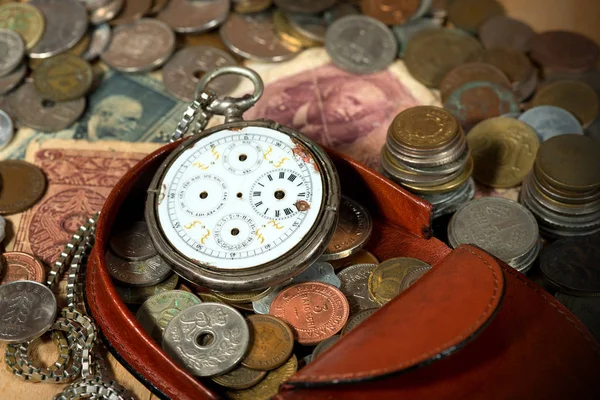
518,105,584,142
0,3,44,50
136,290,201,342
0,62,25,95
390,106,459,150
478,15,535,53
242,314,294,371
110,220,157,261
393,18,442,57
106,251,172,287
447,0,505,33
0,108,13,149
337,263,380,314
0,251,45,284
162,303,250,377
555,293,600,340
368,257,432,305
341,308,377,335
360,0,420,26
226,354,297,400
325,15,397,75
115,273,178,304
157,0,229,33
32,55,93,102
0,29,24,77
109,0,151,25
212,365,267,390
90,0,124,25
330,249,379,270
530,30,600,73
440,62,511,102
274,0,335,14
102,19,175,72
533,80,599,128
0,281,56,343
0,160,46,215
82,23,112,61
234,0,272,14
320,196,372,261
212,287,273,304
311,334,340,360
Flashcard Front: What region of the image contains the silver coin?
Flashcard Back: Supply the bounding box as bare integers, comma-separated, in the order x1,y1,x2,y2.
0,215,6,243
411,0,432,20
0,63,26,96
0,109,13,149
311,334,340,361
325,15,397,75
110,220,157,261
82,24,112,61
337,263,380,315
90,0,124,25
285,12,327,43
115,273,179,305
519,105,584,142
0,29,25,77
0,281,57,343
393,19,441,57
8,82,86,132
342,308,377,335
106,250,172,287
29,0,89,59
427,178,475,219
136,290,202,342
162,303,250,377
162,46,239,102
157,0,230,33
274,0,336,14
555,293,600,340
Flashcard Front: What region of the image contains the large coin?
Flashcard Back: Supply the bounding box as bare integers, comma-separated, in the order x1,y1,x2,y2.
106,251,172,287
467,117,539,187
360,0,420,26
109,220,157,261
226,355,297,400
478,15,535,53
390,106,459,150
439,62,511,102
530,31,600,73
0,29,24,77
447,0,504,33
367,257,432,305
533,80,599,128
0,281,56,343
115,273,178,304
341,308,377,335
242,314,294,371
274,0,335,14
109,0,151,25
330,249,379,270
0,62,25,95
0,160,46,215
157,0,229,33
0,108,12,149
212,365,267,390
337,263,380,314
0,3,44,50
325,15,397,75
0,252,45,284
32,55,93,101
162,303,250,377
518,105,584,142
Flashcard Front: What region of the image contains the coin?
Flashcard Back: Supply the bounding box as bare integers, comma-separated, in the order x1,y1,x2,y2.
32,55,93,102
0,29,23,77
330,249,379,270
234,0,272,14
212,365,267,390
106,251,172,287
0,3,44,50
149,0,169,14
102,19,175,72
242,315,294,371
0,252,45,284
311,334,340,360
467,117,539,188
555,293,600,340
467,48,534,88
285,11,327,44
212,287,273,304
337,263,379,314
530,30,600,73
109,0,151,26
7,82,86,132
157,0,229,33
162,303,250,377
439,63,511,102
360,0,420,26
198,292,227,304
341,308,377,335
270,282,349,345
368,257,432,305
162,46,239,102
0,160,46,215
90,0,124,25
393,18,442,57
0,281,56,343
533,81,599,128
325,15,397,75
518,106,584,142
0,108,12,149
390,106,459,150
320,196,372,261
274,0,335,14
115,273,178,304
273,10,319,49
226,354,297,400
82,23,112,61
447,0,505,33
397,156,473,194
110,220,157,261
0,62,25,95
478,15,535,53
324,3,360,24
136,290,201,342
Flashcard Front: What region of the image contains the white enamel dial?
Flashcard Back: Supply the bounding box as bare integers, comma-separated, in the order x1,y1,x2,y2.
156,126,324,270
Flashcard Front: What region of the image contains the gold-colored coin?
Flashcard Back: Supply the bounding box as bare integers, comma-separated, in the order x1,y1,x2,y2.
33,54,93,101
400,156,473,194
331,249,379,270
212,287,273,304
273,10,318,49
242,315,294,371
533,80,599,127
368,257,432,305
226,355,298,400
0,3,44,50
68,34,91,57
468,117,539,188
390,106,459,150
212,365,267,390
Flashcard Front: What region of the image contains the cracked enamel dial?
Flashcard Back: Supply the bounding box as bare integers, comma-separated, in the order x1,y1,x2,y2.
155,126,324,270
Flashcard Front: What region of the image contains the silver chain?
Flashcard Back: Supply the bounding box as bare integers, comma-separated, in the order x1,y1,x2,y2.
169,90,216,143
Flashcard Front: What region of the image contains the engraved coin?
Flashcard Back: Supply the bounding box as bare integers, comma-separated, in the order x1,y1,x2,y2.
530,30,600,73
478,15,535,53
212,365,267,390
361,0,420,25
110,220,157,261
555,293,600,339
0,108,12,149
90,0,124,25
330,249,379,270
0,62,25,95
0,29,24,77
162,302,250,377
0,3,44,50
518,106,584,142
136,290,201,342
439,62,511,102
157,0,229,33
325,15,397,75
337,263,380,314
390,106,459,150
32,55,93,101
82,23,112,61
532,81,599,128
212,287,273,304
0,252,45,284
320,196,372,261
274,0,335,14
447,0,505,33
109,0,151,26
0,160,46,215
226,354,297,400
106,251,172,287
368,257,432,305
242,314,294,371
101,19,175,72
115,273,179,304
0,281,56,343
270,282,349,345
311,334,340,360
341,308,377,335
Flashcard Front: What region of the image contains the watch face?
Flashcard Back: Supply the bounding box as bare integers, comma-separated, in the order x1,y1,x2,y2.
156,126,324,270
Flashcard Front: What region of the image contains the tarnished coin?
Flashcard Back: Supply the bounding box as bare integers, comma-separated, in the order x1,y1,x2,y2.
0,108,12,149
212,365,267,390
79,0,112,11
198,292,226,304
149,0,170,14
440,62,511,102
213,287,273,304
447,0,505,33
468,48,534,87
341,308,377,335
320,196,372,261
478,15,535,53
273,9,319,49
234,0,272,14
325,15,397,75
311,334,340,360
162,303,250,377
115,273,178,304
360,0,420,26
270,282,349,345
368,257,432,305
519,106,584,142
0,3,44,50
285,11,327,44
7,82,86,132
90,0,124,25
162,46,239,101
337,263,380,314
101,19,175,72
0,252,45,284
330,249,379,270
274,0,335,14
393,18,442,57
0,215,5,244
157,0,229,33
82,23,112,61
532,80,599,128
0,29,24,77
0,160,46,215
109,0,151,25
555,293,600,340
0,62,25,95
467,117,539,187
29,0,88,59
242,315,294,371
136,290,201,342
390,106,459,150
324,3,360,24
226,355,297,400
530,31,600,73
106,251,172,287
32,55,93,101
110,220,157,261
398,157,474,195
0,281,56,343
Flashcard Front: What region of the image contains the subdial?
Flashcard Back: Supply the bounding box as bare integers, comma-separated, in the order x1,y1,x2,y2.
249,169,311,220
222,140,263,175
214,213,257,251
178,174,228,217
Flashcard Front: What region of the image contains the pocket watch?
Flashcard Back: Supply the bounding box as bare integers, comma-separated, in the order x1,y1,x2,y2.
146,66,340,292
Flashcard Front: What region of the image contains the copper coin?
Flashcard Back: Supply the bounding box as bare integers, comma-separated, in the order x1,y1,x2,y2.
0,160,46,215
109,0,151,25
360,0,420,26
478,15,535,53
532,80,599,128
270,282,349,345
242,314,294,371
0,251,45,284
32,54,93,101
157,0,229,33
530,31,600,73
447,0,505,33
440,62,511,102
330,249,379,270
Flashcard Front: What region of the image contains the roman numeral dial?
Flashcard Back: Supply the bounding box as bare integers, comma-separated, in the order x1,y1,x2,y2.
250,169,312,220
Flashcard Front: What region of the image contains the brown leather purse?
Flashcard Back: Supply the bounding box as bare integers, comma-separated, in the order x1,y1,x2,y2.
85,142,600,399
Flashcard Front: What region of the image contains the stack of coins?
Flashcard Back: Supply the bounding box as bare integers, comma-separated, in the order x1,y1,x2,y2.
520,134,600,239
380,106,474,218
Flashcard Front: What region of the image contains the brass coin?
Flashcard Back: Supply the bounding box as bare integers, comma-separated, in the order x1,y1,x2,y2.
390,106,459,150
0,3,45,50
0,160,46,215
212,365,267,390
447,0,505,33
197,292,227,304
341,308,377,335
440,62,511,102
330,249,379,270
368,257,432,305
242,315,294,371
400,156,473,194
33,54,93,101
468,117,539,188
212,287,273,304
226,354,298,400
533,80,599,128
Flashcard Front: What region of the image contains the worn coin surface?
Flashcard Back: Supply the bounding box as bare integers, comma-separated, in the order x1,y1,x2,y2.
0,252,45,284
447,0,505,33
106,251,172,287
136,290,201,342
82,23,112,61
320,196,372,261
32,55,93,101
162,302,250,377
273,9,319,49
368,257,432,305
102,19,175,72
478,15,534,52
0,62,25,95
109,0,151,25
0,215,5,244
530,30,600,73
533,81,599,128
212,365,267,390
311,334,340,360
270,282,349,345
330,249,379,270
0,29,23,77
0,281,56,343
90,0,124,25
110,220,157,261
360,0,420,26
0,3,44,50
242,314,294,371
0,108,12,149
115,273,178,304
157,0,229,33
518,106,584,141
325,15,397,75
226,354,297,400
0,160,46,215
440,62,511,102
285,11,327,44
213,287,273,304
337,263,380,314
390,106,458,150
274,0,335,14
393,18,442,57
341,308,377,335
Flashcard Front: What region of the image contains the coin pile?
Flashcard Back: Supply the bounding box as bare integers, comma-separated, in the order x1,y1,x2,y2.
0,159,47,215
381,106,474,218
